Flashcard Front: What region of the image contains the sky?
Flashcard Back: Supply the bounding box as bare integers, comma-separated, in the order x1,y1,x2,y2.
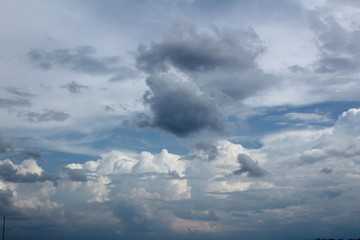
1,0,360,239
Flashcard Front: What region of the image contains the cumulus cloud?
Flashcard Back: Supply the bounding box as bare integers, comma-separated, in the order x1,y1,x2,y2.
137,20,273,102
139,74,226,137
137,20,264,74
234,153,269,178
320,167,333,174
134,20,275,137
188,141,219,161
332,108,360,138
260,108,360,170
1,115,360,239
61,166,93,182
60,80,89,94
0,159,58,183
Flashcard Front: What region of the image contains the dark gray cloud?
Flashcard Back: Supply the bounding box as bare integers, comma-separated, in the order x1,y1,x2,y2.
60,80,89,94
4,87,34,97
320,167,333,174
113,200,161,233
0,161,58,183
173,209,219,221
19,150,42,159
136,21,273,101
311,16,360,73
61,167,92,182
134,21,275,137
288,65,306,73
28,46,120,75
0,189,12,210
139,74,226,137
188,141,219,161
0,98,31,109
320,189,342,199
18,109,69,122
104,104,116,112
234,154,268,178
136,21,265,74
0,137,12,154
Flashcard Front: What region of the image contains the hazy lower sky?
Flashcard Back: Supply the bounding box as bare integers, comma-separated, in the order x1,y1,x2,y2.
1,1,360,239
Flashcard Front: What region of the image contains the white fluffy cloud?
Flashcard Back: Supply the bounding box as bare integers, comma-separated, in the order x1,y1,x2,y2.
1,108,360,239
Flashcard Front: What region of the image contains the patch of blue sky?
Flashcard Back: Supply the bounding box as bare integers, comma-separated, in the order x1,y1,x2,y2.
88,127,189,154
247,101,360,133
36,150,98,173
231,101,360,149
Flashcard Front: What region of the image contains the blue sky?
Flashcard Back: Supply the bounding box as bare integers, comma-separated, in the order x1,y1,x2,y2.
1,0,360,239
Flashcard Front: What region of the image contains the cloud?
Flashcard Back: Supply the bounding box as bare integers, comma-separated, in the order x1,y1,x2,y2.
320,167,333,174
134,20,276,136
136,20,273,101
139,74,226,137
60,80,89,94
18,109,69,122
284,112,331,123
107,67,138,82
1,126,360,239
0,189,13,214
188,141,219,161
4,87,34,97
61,166,92,182
28,46,120,75
173,210,219,221
311,16,360,74
0,159,58,183
137,20,264,74
0,137,12,154
19,150,42,159
234,153,269,178
333,108,360,138
0,98,31,109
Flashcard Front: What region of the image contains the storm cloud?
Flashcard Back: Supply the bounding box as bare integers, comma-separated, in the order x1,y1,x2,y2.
137,21,273,101
139,74,226,137
135,21,274,137
136,21,264,73
234,153,268,178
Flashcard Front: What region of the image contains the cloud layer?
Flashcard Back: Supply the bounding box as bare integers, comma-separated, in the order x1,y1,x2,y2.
1,108,359,239
1,1,360,239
